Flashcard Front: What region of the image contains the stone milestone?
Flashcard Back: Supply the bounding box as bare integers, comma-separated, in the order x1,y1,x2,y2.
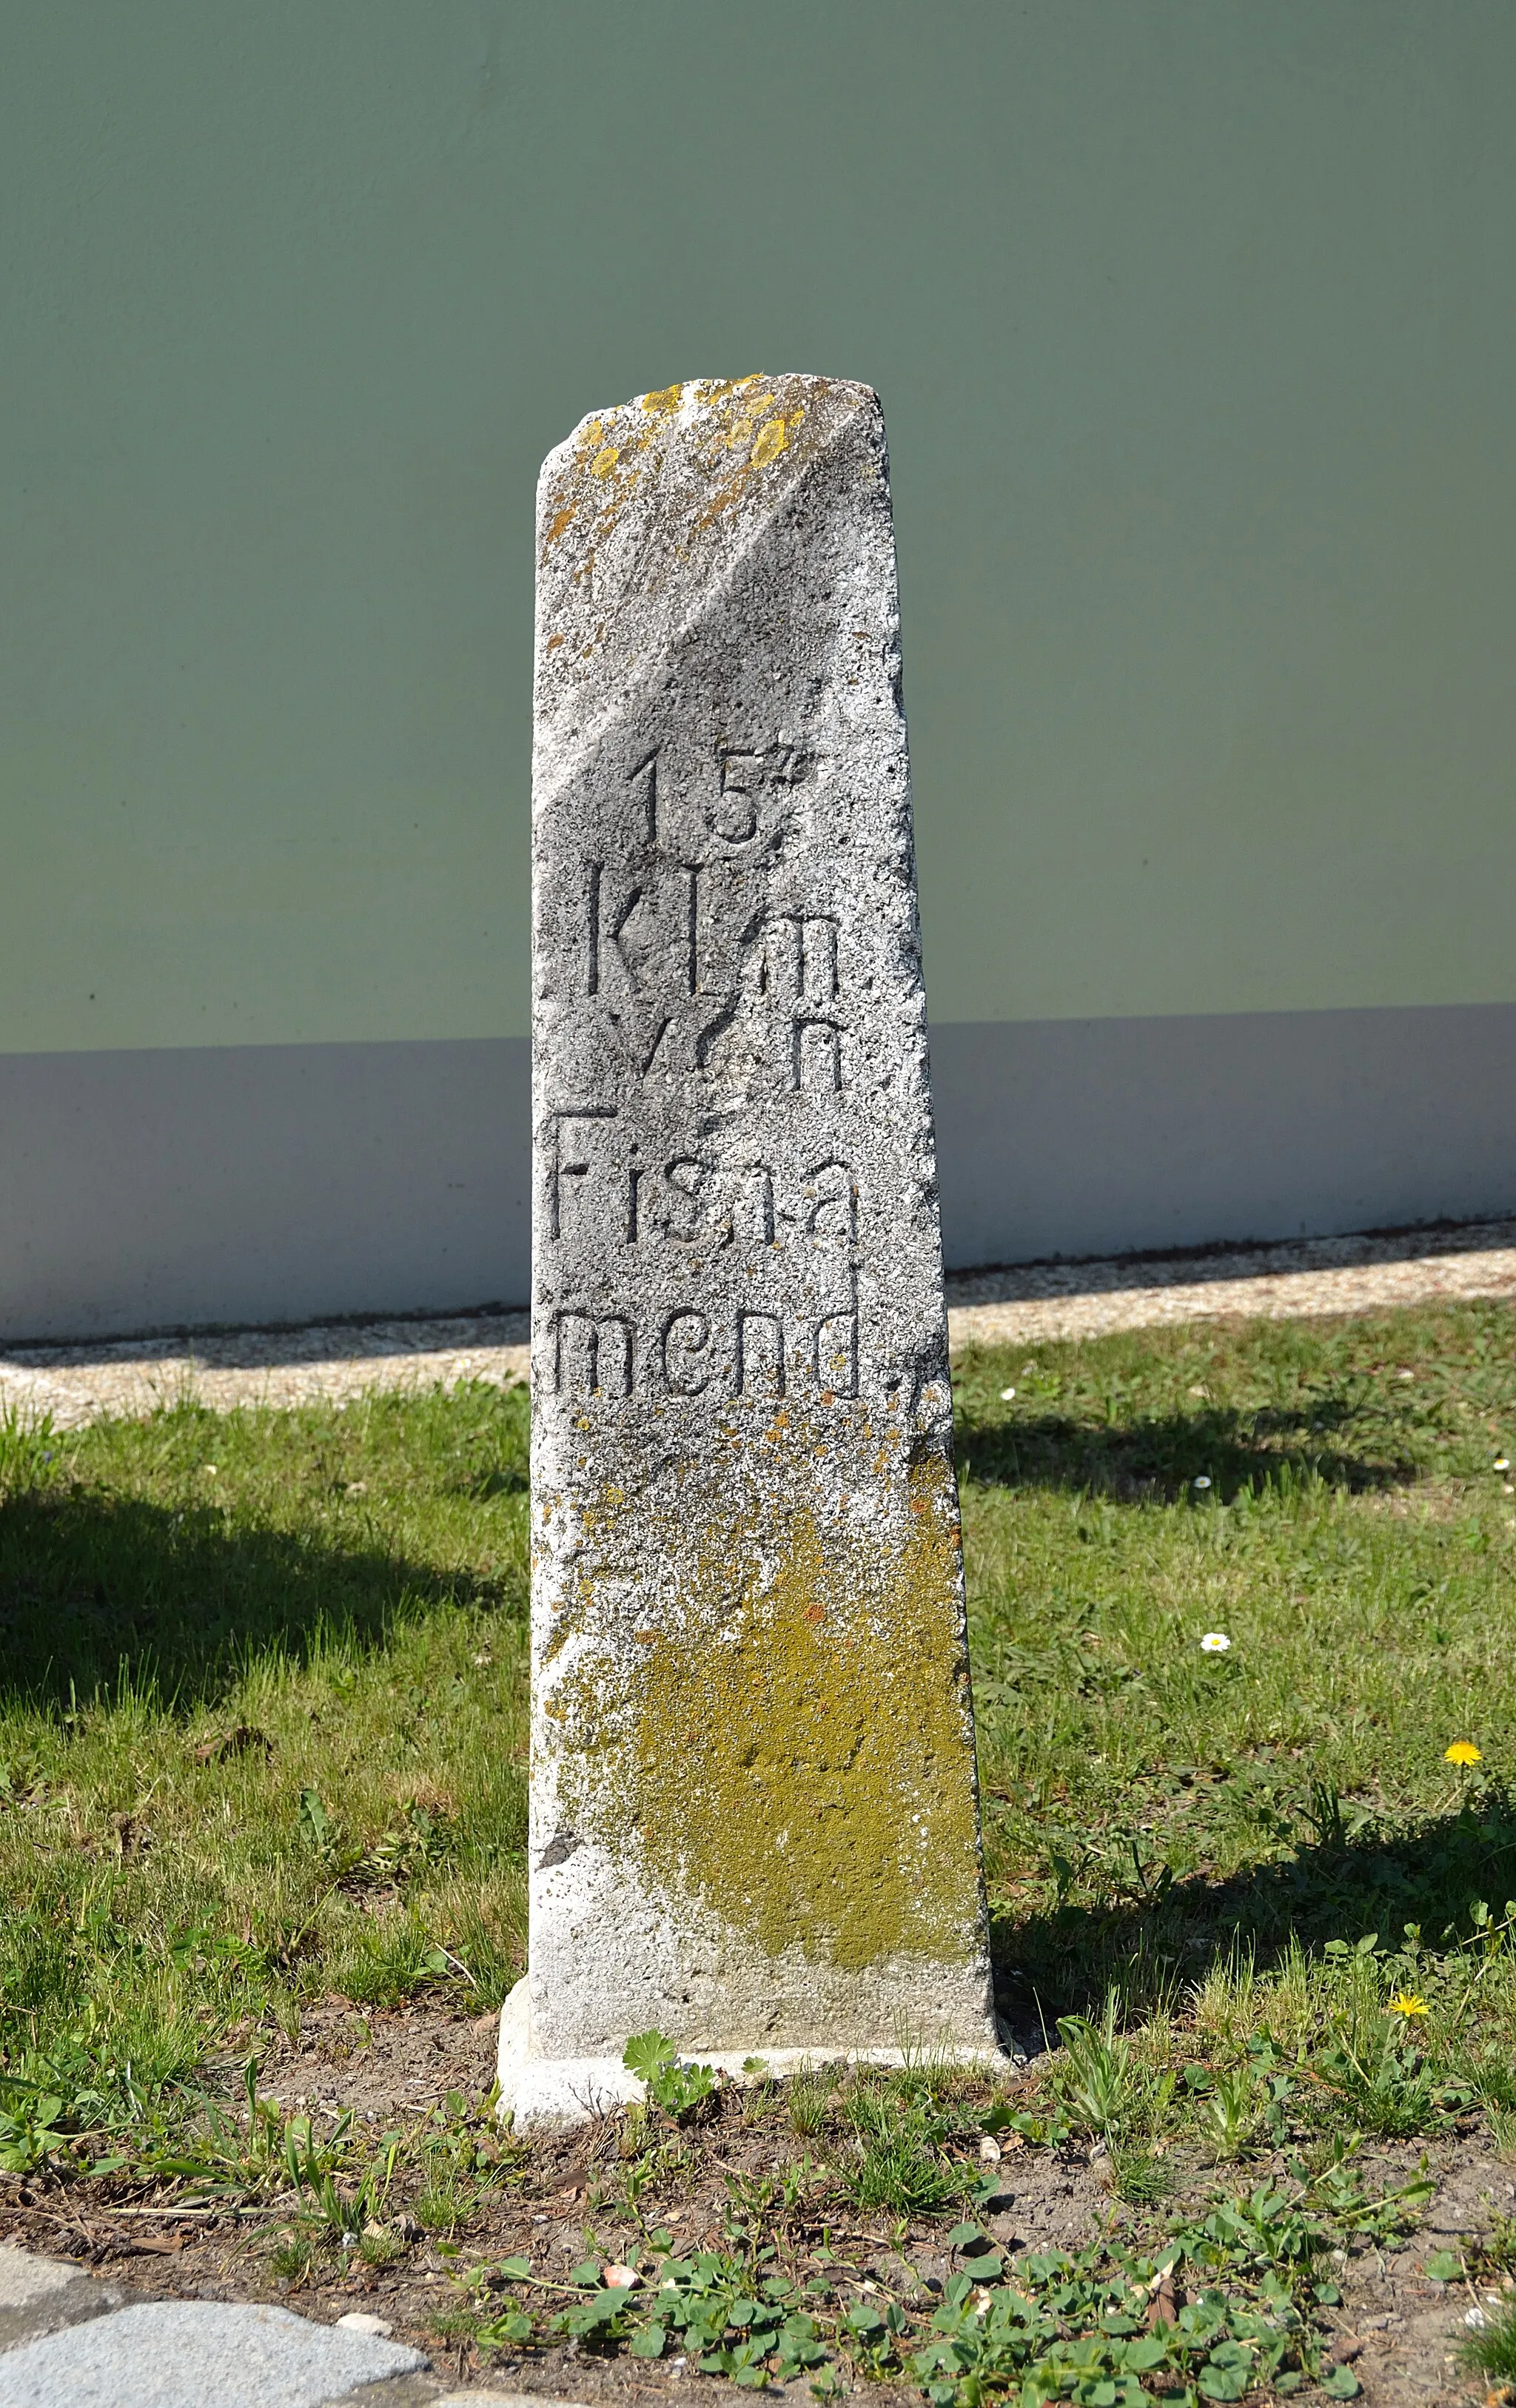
500,375,999,2125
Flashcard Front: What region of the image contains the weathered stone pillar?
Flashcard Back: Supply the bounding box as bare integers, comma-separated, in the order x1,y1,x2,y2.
499,376,998,2126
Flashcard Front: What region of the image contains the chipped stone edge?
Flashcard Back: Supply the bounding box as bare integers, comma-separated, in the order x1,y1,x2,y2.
494,1978,1012,2132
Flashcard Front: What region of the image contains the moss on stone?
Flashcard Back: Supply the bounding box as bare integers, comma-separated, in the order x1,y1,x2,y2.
548,1429,982,1973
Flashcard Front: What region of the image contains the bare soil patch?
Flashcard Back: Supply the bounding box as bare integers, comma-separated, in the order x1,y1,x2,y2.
1,2002,1509,2404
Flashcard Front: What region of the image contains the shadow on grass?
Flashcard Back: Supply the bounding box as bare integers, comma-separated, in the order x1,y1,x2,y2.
0,1489,517,1713
954,1393,1414,1502
992,1792,1516,2028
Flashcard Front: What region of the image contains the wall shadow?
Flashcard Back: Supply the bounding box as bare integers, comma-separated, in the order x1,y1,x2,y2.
0,1488,518,1714
990,1794,1516,2031
0,1307,529,1379
953,1392,1413,1500
945,1213,1516,1310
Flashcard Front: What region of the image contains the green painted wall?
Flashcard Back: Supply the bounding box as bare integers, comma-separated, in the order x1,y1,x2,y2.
4,0,1514,1053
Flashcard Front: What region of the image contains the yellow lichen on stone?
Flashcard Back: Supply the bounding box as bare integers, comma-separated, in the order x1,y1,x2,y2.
547,1434,979,1973
546,379,831,571
691,376,760,406
688,389,816,534
751,416,789,467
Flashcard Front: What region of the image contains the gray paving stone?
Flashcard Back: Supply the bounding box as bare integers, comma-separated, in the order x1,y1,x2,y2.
0,2242,121,2352
0,2295,426,2407
0,2244,82,2306
0,2282,120,2358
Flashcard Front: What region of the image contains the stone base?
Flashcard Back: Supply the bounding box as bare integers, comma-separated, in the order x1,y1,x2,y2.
495,1980,1012,2132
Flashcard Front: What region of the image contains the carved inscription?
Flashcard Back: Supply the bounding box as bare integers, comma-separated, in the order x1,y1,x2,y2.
544,1134,856,1264
554,1309,634,1398
794,1017,844,1092
806,1160,856,1241
627,751,659,842
586,860,700,1002
549,1301,861,1401
539,728,872,1409
708,741,809,843
737,1309,784,1398
662,1309,711,1395
547,1105,616,1241
759,914,839,1005
572,732,854,1122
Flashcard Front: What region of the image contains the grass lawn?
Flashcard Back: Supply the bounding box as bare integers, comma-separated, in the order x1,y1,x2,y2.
0,1378,532,2103
3,1301,1516,2395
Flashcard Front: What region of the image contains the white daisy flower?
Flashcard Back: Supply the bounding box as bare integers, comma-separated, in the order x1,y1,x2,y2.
999,1386,1016,1401
1201,1632,1231,1653
1193,1475,1212,1490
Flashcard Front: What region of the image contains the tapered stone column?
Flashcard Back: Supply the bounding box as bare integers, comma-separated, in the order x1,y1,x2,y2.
499,375,999,2127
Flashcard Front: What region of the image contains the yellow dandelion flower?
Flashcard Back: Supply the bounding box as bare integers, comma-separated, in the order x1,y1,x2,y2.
1389,1991,1429,2019
1444,1740,1483,1766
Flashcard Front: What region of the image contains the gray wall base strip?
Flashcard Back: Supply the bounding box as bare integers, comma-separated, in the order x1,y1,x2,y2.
3,1005,1515,1342
931,1003,1516,1270
0,1038,530,1343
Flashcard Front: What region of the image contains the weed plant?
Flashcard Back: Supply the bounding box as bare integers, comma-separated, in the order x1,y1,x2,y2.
1462,2299,1516,2389
4,1301,1516,2240
835,2070,976,2217
470,2055,1435,2404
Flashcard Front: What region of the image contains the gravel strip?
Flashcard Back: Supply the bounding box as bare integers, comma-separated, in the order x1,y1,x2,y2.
3,1222,1515,1427
948,1218,1516,1347
0,1315,530,1429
